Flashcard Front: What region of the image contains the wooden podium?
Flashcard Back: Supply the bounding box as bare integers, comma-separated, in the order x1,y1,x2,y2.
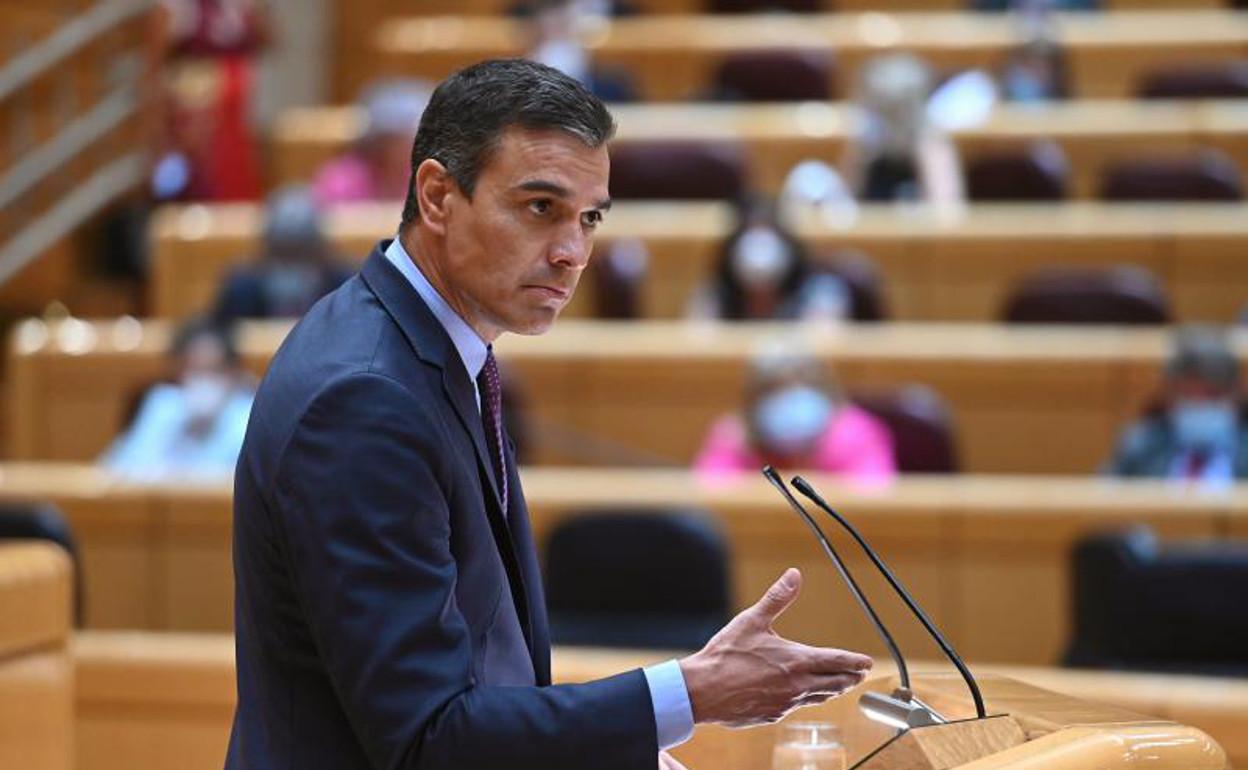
670,672,1230,770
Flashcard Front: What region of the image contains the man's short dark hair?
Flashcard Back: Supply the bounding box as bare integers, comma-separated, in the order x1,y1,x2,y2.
400,58,616,227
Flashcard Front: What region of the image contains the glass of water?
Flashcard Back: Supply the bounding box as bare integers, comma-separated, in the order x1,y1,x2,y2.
772,721,847,770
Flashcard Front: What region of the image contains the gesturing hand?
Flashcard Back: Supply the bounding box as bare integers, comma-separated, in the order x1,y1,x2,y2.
678,568,873,729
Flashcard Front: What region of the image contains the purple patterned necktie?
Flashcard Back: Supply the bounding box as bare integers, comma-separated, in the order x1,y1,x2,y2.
477,347,509,513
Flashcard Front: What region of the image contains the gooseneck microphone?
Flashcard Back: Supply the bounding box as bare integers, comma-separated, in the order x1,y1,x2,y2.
791,475,987,720
761,466,911,690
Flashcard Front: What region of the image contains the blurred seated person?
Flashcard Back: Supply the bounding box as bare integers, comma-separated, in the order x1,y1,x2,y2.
312,79,429,205
1105,326,1248,485
695,349,897,483
998,0,1070,102
844,54,964,205
687,198,851,321
213,186,351,322
516,0,638,102
153,0,270,202
101,317,255,482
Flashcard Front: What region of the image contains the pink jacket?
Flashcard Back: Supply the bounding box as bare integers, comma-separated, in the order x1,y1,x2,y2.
312,154,409,206
694,404,898,484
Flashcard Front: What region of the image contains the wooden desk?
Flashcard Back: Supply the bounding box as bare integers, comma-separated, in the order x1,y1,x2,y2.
0,542,73,770
147,201,1248,325
271,100,1248,199
0,464,158,629
10,319,1248,472
392,0,1227,15
6,463,1246,665
493,321,1248,474
367,11,1248,105
73,631,1243,770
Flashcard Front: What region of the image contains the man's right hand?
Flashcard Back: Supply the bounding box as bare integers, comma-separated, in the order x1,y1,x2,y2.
678,568,873,728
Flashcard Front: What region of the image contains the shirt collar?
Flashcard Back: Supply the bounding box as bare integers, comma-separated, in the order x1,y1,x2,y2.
383,237,489,383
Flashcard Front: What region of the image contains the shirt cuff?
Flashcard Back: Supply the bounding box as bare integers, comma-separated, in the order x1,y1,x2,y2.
643,659,695,750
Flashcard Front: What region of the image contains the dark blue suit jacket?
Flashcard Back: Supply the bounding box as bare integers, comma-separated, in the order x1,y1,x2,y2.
227,241,657,769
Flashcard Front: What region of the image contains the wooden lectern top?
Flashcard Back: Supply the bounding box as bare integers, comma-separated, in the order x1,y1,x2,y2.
851,674,1226,770
668,672,1229,769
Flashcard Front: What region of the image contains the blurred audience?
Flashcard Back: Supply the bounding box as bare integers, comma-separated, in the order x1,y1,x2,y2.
844,54,964,205
213,187,352,323
516,0,638,102
1105,327,1248,485
1000,36,1067,102
694,349,897,482
687,199,851,321
152,0,269,201
101,318,255,482
999,1,1070,103
312,79,430,205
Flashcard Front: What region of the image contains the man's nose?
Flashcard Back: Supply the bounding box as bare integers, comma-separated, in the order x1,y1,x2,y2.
548,229,592,271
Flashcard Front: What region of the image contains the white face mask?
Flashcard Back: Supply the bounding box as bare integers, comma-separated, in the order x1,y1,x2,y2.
183,373,232,422
1171,400,1238,451
731,227,791,289
753,385,834,457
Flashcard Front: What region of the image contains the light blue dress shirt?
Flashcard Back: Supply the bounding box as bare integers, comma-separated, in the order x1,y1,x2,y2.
383,238,694,750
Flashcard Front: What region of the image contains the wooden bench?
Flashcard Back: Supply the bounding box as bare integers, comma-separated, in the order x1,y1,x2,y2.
270,100,1248,200
360,11,1248,105
9,318,1245,472
328,1,1230,98
5,463,1246,666
0,542,73,770
393,0,1226,12
148,200,1248,324
73,630,1248,770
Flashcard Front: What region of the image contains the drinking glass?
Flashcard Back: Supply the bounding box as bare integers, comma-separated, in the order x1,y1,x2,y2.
771,722,847,770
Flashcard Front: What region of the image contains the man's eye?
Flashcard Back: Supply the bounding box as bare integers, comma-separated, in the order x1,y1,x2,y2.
529,200,551,215
582,211,603,228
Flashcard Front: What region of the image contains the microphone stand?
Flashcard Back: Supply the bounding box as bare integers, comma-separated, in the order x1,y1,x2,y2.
791,475,987,720
761,466,911,691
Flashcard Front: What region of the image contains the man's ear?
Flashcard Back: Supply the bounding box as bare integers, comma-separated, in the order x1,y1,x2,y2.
414,158,455,236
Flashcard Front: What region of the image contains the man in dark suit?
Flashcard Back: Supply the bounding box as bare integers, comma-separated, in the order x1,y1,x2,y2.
228,59,872,770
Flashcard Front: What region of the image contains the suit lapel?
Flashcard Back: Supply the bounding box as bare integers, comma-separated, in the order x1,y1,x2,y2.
439,361,505,511
361,241,533,654
440,361,534,652
503,438,551,685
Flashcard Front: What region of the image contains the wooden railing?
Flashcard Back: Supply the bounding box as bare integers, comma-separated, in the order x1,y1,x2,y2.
0,0,158,288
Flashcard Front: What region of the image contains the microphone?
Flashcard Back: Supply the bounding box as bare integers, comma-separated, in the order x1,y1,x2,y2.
761,466,911,691
791,475,987,720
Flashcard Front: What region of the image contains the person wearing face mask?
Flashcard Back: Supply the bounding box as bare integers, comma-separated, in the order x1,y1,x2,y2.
1105,327,1248,486
844,53,964,206
313,79,431,205
997,0,1071,103
515,0,638,102
694,349,897,483
687,199,852,321
213,186,352,323
101,318,256,482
